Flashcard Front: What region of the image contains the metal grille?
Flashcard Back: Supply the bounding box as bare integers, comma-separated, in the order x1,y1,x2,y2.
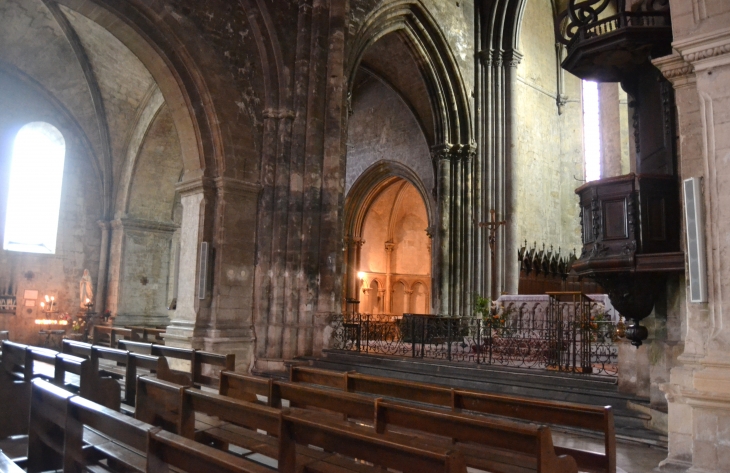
332,293,618,377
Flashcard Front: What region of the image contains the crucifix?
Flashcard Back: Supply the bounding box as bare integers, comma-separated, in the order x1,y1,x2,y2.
478,209,506,258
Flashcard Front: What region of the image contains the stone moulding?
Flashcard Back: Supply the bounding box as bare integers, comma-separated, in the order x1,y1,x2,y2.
674,25,730,70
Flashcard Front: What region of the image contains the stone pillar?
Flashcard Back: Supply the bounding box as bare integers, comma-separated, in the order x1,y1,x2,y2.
504,50,522,296
197,177,260,372
404,290,413,314
653,18,730,469
95,220,110,311
384,242,394,314
599,83,624,178
433,145,451,315
164,178,215,350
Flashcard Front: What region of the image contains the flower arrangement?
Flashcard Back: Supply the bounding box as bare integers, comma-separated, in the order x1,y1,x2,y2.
474,294,513,336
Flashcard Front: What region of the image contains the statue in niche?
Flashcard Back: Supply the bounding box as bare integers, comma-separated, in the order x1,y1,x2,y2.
79,269,94,308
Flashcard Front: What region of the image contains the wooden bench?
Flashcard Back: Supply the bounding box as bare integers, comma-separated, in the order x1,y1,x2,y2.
0,341,120,440
280,408,467,473
221,371,578,472
375,399,577,473
92,326,133,348
28,378,271,473
119,340,235,388
290,365,616,473
61,339,182,406
126,326,166,344
452,390,615,473
137,376,455,473
147,427,272,473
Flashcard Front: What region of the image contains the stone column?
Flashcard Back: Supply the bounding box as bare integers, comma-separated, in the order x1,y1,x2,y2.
95,220,110,311
384,242,395,314
164,177,215,350
654,21,730,469
404,290,413,314
504,50,522,296
198,177,260,372
599,83,624,178
433,145,451,315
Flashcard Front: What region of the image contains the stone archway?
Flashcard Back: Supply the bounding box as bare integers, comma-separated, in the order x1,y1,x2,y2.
344,167,434,316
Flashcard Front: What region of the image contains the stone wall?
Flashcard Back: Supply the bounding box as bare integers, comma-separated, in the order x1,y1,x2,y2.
0,72,102,344
514,0,584,254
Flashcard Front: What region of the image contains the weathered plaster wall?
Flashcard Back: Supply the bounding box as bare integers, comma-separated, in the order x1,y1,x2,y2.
514,0,583,253
346,72,433,194
0,72,102,344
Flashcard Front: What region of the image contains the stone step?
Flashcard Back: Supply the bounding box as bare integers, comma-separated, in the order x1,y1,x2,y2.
306,350,638,408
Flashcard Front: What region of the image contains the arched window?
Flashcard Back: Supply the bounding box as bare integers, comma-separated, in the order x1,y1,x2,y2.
582,80,601,182
3,122,66,254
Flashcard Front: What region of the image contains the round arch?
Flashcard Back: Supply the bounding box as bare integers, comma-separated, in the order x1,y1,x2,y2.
54,0,221,178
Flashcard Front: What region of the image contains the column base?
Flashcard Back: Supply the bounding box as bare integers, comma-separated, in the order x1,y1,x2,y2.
656,458,692,472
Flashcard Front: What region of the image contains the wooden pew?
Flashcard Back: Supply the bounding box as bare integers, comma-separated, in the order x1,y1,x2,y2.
374,399,577,473
221,371,578,473
137,376,460,473
279,408,467,473
0,342,120,441
92,325,133,348
119,340,234,388
220,370,376,420
62,339,189,406
27,376,75,472
147,427,272,473
126,326,166,344
27,378,268,473
452,390,615,473
290,366,616,473
0,342,32,440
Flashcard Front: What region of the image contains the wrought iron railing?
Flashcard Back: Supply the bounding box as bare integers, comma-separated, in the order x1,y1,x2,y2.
331,306,618,377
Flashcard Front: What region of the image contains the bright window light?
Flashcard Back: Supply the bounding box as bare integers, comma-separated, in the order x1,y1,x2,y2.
3,122,66,254
582,80,601,182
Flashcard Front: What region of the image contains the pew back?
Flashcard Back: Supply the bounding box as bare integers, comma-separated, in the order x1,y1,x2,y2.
147,427,271,473
119,340,234,388
92,326,133,348
279,408,466,473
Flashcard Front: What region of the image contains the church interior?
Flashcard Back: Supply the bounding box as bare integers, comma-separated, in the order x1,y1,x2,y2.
1,0,729,472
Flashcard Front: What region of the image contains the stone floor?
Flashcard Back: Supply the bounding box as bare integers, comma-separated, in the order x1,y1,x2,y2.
552,430,668,473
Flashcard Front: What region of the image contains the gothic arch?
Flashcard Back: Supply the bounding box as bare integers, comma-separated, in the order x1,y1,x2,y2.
347,0,473,147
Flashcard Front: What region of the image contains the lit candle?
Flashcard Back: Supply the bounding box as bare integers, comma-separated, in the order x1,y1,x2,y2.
86,298,90,304
40,302,45,309
45,295,50,302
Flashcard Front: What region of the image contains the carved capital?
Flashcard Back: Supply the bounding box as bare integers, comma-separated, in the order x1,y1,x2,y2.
430,143,454,163
652,53,696,88
492,50,504,68
477,49,493,67
504,49,523,68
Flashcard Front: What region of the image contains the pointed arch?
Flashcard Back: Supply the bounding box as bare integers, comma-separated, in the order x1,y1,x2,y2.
347,1,473,147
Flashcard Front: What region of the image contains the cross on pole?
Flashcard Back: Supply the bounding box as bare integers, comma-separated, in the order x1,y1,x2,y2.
478,209,506,257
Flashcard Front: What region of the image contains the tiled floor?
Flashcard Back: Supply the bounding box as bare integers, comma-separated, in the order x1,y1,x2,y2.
552,430,668,473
